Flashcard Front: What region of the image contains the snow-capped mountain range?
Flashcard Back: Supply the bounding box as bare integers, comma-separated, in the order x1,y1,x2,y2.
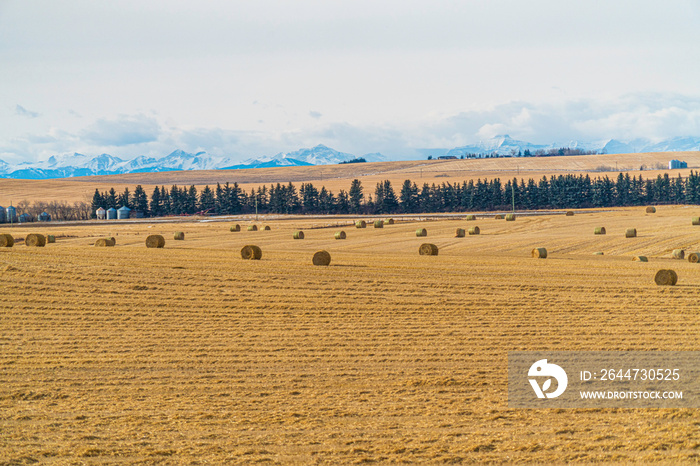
444,135,700,158
1,137,699,180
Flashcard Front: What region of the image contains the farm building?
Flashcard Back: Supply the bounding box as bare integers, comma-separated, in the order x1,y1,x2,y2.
5,205,17,223
38,211,51,222
117,206,131,219
18,213,32,223
669,159,687,169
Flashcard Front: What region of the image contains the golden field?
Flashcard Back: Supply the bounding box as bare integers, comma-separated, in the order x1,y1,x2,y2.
2,206,700,463
1,150,699,206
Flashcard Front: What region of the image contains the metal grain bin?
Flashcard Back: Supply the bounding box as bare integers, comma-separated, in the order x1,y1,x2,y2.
117,206,131,219
5,206,17,223
38,212,51,222
106,208,117,220
96,207,106,219
0,206,5,223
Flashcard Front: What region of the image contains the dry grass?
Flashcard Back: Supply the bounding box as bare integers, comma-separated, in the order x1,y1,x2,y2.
2,206,700,463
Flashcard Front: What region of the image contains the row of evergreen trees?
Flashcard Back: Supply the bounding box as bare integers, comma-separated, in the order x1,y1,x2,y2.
91,171,700,217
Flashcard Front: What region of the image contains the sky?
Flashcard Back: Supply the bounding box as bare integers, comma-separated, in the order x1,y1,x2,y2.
1,0,699,164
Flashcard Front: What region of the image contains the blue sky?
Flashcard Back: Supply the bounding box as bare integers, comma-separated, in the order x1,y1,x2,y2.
1,0,699,163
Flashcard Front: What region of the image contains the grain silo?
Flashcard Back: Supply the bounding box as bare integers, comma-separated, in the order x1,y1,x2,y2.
18,213,32,223
5,206,17,223
0,206,5,223
106,207,117,220
96,207,106,220
117,206,131,219
38,212,51,222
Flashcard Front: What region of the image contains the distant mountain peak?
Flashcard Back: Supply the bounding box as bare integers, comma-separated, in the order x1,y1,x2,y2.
2,136,699,180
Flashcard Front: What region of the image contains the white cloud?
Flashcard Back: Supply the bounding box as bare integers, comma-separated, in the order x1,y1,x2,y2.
81,115,161,146
15,105,40,119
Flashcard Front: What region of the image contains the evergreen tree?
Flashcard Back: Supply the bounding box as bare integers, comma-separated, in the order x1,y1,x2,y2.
318,187,335,214
117,187,131,208
336,189,350,214
349,179,363,213
133,185,149,215
90,189,103,218
399,179,419,213
301,183,320,213
199,185,216,213
150,186,162,217
187,185,198,214
169,185,182,214
106,188,118,209
215,183,224,214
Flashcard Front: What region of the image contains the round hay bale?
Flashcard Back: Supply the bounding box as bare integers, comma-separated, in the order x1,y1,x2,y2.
646,206,656,213
95,238,115,247
108,236,116,245
46,235,56,243
505,213,516,221
355,220,366,228
565,211,574,216
593,252,604,255
230,224,241,232
688,252,700,263
247,225,258,231
385,218,394,225
145,234,165,248
0,234,15,247
25,233,46,247
468,226,480,235
312,250,331,266
672,249,685,260
293,230,304,239
174,231,185,240
335,231,346,240
466,214,476,221
494,214,504,220
625,228,637,238
240,245,262,260
655,269,678,286
419,243,438,255
633,256,648,262
532,247,547,259
693,217,700,226
416,228,427,237
455,228,465,238
594,227,606,235
264,225,271,231
374,220,384,228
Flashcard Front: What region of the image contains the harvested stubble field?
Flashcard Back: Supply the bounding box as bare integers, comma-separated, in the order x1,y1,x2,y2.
2,206,700,463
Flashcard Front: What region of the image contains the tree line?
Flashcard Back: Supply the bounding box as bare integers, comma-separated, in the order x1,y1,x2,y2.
89,171,700,218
